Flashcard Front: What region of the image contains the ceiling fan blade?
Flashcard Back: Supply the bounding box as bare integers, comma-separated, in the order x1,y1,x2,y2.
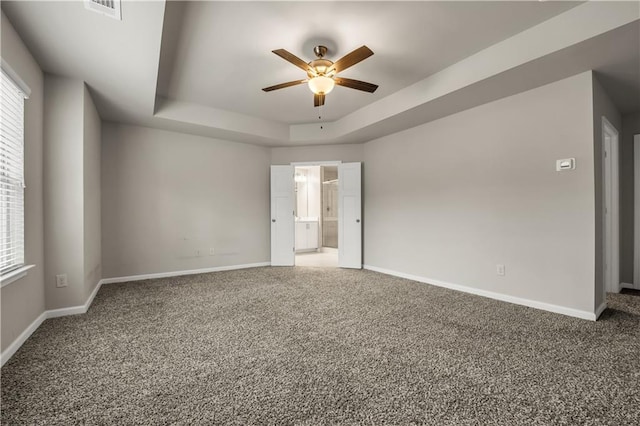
262,79,307,92
314,94,325,107
272,49,313,73
334,77,378,93
328,46,374,73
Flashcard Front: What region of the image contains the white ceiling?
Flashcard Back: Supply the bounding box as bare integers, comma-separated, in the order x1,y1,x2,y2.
2,0,165,121
1,1,639,147
157,1,580,124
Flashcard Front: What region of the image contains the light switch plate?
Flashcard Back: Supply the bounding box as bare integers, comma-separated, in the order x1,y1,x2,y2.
556,158,575,171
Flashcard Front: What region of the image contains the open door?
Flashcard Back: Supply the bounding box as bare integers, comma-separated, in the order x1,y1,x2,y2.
635,134,640,288
270,165,294,266
338,162,362,269
602,117,619,294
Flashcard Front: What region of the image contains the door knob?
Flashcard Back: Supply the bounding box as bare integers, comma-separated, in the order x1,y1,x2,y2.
356,219,360,223
272,219,276,222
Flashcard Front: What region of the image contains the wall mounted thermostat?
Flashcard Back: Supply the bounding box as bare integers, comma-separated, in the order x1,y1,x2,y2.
556,158,575,171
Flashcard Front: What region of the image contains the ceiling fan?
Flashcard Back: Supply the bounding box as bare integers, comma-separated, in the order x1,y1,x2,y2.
262,45,378,107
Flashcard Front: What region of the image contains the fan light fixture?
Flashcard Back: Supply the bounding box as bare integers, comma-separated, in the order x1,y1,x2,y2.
263,45,378,107
308,76,335,95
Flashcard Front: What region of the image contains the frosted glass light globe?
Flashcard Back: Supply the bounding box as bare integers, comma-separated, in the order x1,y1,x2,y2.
308,76,335,95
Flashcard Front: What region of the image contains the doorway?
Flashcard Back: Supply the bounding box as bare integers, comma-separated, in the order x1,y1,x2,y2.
602,117,620,296
270,162,362,269
294,165,338,267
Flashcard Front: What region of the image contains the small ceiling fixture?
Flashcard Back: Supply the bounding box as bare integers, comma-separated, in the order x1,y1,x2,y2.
263,45,378,107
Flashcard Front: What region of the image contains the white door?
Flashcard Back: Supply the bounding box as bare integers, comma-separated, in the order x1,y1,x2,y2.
338,162,362,269
602,118,619,294
270,165,294,266
634,134,640,288
604,133,613,293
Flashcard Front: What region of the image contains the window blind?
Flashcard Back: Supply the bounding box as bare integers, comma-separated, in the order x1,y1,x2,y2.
1,70,25,275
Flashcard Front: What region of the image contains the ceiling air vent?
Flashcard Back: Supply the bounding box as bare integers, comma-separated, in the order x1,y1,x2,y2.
84,0,121,21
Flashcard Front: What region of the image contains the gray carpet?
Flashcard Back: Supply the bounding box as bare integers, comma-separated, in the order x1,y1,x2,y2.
2,267,640,425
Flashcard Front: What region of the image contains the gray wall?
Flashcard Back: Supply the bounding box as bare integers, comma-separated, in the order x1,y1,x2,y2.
621,112,640,284
83,85,101,300
101,124,271,278
592,75,622,309
43,75,102,310
1,11,45,353
271,144,363,165
363,72,596,314
43,75,85,309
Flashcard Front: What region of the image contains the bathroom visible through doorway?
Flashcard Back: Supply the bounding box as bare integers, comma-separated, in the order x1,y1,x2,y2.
294,165,338,267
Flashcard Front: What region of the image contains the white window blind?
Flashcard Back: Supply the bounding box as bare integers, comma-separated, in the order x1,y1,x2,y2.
1,70,26,275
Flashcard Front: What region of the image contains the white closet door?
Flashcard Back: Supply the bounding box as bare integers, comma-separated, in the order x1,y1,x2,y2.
635,135,640,288
338,162,362,269
270,165,294,266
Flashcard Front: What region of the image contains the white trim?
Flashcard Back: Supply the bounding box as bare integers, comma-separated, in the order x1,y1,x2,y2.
363,265,599,321
1,263,273,367
1,264,35,288
595,302,607,320
634,134,640,289
100,262,271,285
0,312,46,367
0,58,31,98
620,282,636,290
85,279,103,312
46,278,104,319
602,116,620,296
290,161,342,166
295,248,318,253
46,305,89,319
1,278,106,366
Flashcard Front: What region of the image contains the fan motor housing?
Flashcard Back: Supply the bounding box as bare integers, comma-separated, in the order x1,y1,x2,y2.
308,59,334,77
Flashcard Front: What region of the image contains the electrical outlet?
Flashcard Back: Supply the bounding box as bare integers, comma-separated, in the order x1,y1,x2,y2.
209,248,215,256
496,264,505,276
56,273,68,288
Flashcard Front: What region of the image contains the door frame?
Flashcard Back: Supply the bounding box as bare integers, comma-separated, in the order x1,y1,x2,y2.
602,116,620,296
291,161,342,265
634,134,640,288
292,161,342,167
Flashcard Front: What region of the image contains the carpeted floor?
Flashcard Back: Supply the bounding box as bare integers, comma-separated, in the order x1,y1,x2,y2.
2,267,640,425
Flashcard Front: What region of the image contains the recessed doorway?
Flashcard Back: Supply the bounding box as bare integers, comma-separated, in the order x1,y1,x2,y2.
270,161,362,269
294,165,339,268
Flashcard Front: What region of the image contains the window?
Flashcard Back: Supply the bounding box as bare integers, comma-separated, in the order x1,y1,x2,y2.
1,69,26,276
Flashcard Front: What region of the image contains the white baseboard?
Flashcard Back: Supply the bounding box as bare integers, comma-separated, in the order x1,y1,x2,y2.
46,278,104,319
620,282,637,290
4,262,600,367
595,302,607,319
100,262,271,285
0,311,46,367
1,278,105,367
364,264,599,321
2,262,272,366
